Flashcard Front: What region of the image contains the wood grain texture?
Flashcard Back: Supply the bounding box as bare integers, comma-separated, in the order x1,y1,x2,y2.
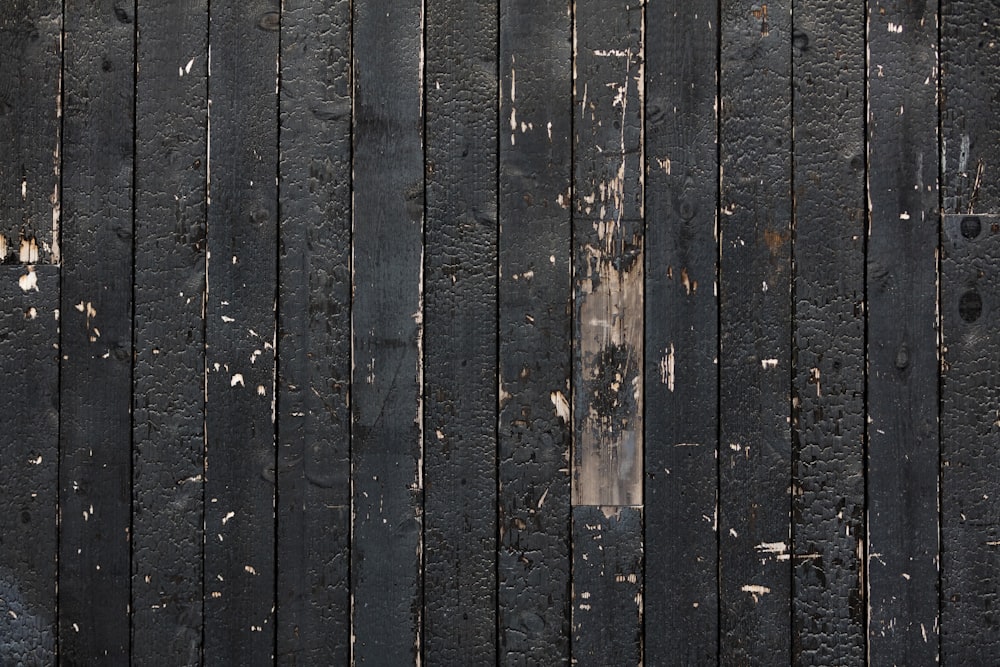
941,215,1000,660
718,1,793,662
58,1,135,659
941,0,1000,215
497,0,574,662
203,2,279,663
276,0,352,663
350,0,424,662
790,1,866,664
0,0,61,264
131,3,207,663
643,3,719,663
423,0,498,663
572,0,644,508
865,1,940,663
571,506,642,666
0,265,58,663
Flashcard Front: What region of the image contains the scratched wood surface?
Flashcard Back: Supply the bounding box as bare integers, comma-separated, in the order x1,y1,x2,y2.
4,2,1000,665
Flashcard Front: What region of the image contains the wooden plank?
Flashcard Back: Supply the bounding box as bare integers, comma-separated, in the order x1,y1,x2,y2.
275,1,352,664
58,1,135,659
718,1,792,662
865,1,940,662
131,3,207,663
941,215,1000,660
941,0,1000,215
572,0,643,508
423,0,497,663
571,506,642,665
350,0,424,662
203,2,279,663
0,265,58,663
0,0,62,264
790,1,866,664
643,2,719,662
497,0,573,662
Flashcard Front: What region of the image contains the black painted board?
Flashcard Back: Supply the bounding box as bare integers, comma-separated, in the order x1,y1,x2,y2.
423,0,497,663
941,1,1000,214
790,2,866,664
203,2,279,663
0,0,61,264
865,2,940,663
58,1,135,660
643,3,719,663
0,265,58,663
497,0,573,662
350,0,424,662
941,214,1000,661
718,1,792,662
131,3,207,663
571,506,642,666
572,0,644,508
275,1,352,663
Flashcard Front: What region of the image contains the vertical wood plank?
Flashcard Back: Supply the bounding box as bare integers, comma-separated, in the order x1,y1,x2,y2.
59,0,135,659
0,0,62,264
0,266,58,662
790,1,866,664
865,1,940,663
350,0,424,662
571,506,642,665
941,2,1000,657
572,0,644,509
423,0,498,663
643,2,720,662
203,2,279,663
718,1,793,662
132,2,207,663
497,1,573,662
275,1,352,663
941,214,1000,662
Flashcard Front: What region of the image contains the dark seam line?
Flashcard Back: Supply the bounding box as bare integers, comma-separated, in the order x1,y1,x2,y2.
789,1,797,663
273,3,283,662
715,0,723,663
862,3,871,663
129,0,139,660
55,0,66,659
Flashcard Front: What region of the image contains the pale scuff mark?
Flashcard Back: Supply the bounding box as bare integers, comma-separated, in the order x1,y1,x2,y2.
222,511,235,525
551,390,570,423
0,235,7,259
742,584,771,602
659,344,675,391
761,358,778,369
19,238,39,263
230,374,244,388
18,267,38,292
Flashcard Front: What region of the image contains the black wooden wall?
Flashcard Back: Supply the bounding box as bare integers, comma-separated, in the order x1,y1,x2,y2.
1,1,999,665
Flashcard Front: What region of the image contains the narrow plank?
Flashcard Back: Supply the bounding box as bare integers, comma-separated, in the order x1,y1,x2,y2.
203,2,279,662
423,0,497,662
718,0,793,662
643,2,719,662
865,1,940,662
572,0,644,508
571,506,642,665
350,0,424,662
790,1,866,664
58,1,135,659
131,4,207,663
941,215,1000,660
275,0,352,663
941,3,1000,658
497,0,574,661
941,0,1000,215
0,265,58,663
0,0,62,264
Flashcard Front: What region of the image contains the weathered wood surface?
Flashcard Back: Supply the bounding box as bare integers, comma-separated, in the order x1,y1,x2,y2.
59,1,135,660
497,0,573,662
644,1,720,662
350,0,425,663
132,2,207,662
791,1,866,664
5,2,1000,664
866,1,941,663
718,0,793,662
276,0,353,663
